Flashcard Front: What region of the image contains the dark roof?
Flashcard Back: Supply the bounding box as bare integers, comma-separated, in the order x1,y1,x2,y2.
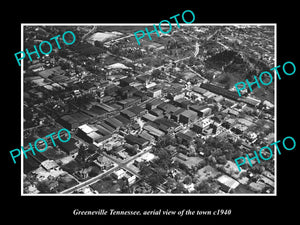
157,102,178,113
172,107,185,116
200,83,240,101
99,122,115,132
114,114,131,125
121,109,136,118
125,134,149,146
176,131,195,141
154,118,179,128
104,117,123,129
60,112,90,124
128,105,146,115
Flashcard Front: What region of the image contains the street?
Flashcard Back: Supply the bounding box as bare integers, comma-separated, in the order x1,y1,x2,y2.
60,145,152,194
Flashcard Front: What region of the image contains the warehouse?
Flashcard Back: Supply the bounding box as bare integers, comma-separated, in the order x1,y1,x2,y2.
125,134,149,148
179,110,197,124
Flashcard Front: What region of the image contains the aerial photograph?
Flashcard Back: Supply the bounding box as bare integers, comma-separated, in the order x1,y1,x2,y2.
22,24,275,195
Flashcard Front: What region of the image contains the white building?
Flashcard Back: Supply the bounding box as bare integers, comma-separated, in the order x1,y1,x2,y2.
112,169,126,179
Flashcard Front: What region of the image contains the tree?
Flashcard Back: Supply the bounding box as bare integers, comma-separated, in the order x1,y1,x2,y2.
147,173,163,187
89,166,101,177
36,181,50,193
139,162,152,177
183,176,192,185
94,40,103,48
217,155,227,164
195,180,210,193
173,182,187,193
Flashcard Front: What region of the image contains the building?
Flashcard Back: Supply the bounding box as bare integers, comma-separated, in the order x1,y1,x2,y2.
96,155,114,170
217,175,240,192
98,122,115,133
104,117,123,129
125,134,149,148
157,102,178,116
119,77,135,87
170,108,185,122
40,160,59,171
142,113,158,122
128,105,147,117
176,130,195,146
57,112,91,130
148,87,162,98
192,118,214,133
146,99,164,110
154,118,181,133
117,97,141,109
112,169,126,179
179,110,198,124
118,86,137,99
239,96,261,107
143,125,165,139
114,114,131,126
149,108,164,117
138,131,155,143
120,109,137,121
77,124,100,143
133,152,155,168
201,83,240,101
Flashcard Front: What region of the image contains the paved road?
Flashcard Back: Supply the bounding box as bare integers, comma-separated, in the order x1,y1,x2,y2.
60,146,152,194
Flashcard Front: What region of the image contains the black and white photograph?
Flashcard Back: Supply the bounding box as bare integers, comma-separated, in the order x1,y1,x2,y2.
3,4,298,224
21,24,276,196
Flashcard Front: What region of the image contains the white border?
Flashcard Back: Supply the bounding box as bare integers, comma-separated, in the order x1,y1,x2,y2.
21,23,277,196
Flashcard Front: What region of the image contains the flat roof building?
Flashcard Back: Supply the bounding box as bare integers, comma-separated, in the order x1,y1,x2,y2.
179,110,198,124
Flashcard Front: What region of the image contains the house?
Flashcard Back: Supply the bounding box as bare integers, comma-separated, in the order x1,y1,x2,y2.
75,167,91,180
216,175,240,192
134,152,156,167
40,160,59,171
97,156,114,170
246,131,258,143
112,169,126,179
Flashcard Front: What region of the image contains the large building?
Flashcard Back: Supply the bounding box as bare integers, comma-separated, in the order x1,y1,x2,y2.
179,110,198,124
200,83,240,101
217,175,240,193
57,112,91,130
125,134,149,148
